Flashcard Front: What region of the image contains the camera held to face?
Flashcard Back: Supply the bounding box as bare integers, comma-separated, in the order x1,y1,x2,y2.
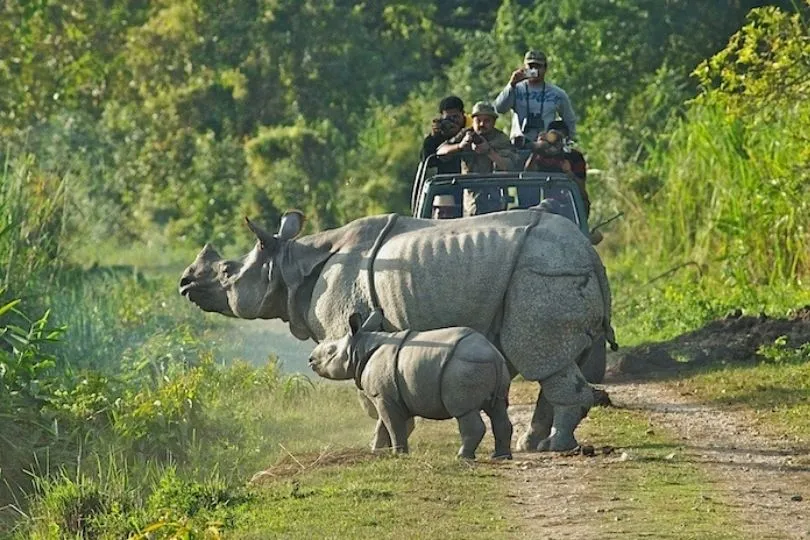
467,129,485,145
433,117,462,139
524,67,539,79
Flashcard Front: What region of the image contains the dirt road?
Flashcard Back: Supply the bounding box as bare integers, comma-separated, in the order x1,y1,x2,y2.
503,378,810,539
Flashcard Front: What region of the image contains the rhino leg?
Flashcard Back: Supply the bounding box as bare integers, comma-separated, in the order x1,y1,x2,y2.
580,334,607,384
362,392,415,451
516,387,553,452
456,410,486,460
375,399,410,454
500,267,603,451
517,337,604,452
371,419,392,452
485,401,513,460
534,361,594,452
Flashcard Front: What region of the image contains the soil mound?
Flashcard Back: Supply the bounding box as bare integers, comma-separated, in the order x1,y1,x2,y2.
607,305,810,379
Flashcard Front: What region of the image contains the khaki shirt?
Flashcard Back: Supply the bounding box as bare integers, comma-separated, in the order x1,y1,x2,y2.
446,128,517,174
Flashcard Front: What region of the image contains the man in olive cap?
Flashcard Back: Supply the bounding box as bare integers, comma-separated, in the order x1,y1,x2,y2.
437,101,516,174
494,50,577,147
437,101,516,215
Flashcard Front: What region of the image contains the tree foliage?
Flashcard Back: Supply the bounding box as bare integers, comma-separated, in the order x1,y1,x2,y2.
607,1,810,284
0,0,804,250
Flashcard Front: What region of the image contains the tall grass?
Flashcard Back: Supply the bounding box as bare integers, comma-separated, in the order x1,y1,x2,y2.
0,153,73,297
646,103,808,285
602,101,809,287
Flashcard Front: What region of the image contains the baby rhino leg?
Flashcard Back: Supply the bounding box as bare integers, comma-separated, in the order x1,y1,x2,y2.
375,399,411,454
456,411,486,460
364,394,415,452
485,400,513,460
371,419,392,452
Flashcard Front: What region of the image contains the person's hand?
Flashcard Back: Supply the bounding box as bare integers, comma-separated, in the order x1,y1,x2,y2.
430,118,442,136
472,139,491,154
460,131,474,149
509,67,527,87
561,159,572,173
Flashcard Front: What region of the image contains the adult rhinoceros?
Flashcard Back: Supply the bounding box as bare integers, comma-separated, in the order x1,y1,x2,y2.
179,209,617,451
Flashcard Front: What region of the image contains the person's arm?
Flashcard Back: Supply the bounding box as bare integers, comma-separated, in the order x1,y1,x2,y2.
493,86,516,114
494,70,524,113
487,135,518,171
437,130,472,156
490,148,515,171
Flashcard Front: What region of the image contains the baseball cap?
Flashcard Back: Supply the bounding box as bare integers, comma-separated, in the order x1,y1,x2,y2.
471,101,498,118
524,50,548,65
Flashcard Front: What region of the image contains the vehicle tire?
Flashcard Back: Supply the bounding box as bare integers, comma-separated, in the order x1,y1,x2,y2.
579,334,607,384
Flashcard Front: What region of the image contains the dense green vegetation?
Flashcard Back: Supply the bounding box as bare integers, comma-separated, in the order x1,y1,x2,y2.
2,0,809,537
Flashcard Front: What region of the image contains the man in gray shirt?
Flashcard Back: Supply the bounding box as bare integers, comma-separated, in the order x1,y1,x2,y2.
494,50,577,148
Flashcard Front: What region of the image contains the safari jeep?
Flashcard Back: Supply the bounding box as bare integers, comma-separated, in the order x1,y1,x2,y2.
411,155,591,237
410,154,608,384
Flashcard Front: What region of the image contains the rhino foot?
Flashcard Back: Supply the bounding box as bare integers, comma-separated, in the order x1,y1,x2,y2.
491,452,513,460
516,430,545,452
536,433,579,452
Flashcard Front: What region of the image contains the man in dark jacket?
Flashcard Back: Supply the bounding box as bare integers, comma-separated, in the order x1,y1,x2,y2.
420,96,468,174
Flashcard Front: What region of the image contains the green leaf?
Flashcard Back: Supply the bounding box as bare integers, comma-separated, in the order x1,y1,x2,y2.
0,299,21,318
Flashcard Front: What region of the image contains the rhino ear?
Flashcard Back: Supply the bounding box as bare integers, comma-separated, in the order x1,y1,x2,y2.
278,210,305,240
361,310,383,332
245,217,279,251
348,313,364,336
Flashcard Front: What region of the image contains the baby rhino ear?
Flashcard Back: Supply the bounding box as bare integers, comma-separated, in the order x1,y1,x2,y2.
348,313,364,336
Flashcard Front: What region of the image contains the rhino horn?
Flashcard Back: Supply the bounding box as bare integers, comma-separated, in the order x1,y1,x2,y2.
278,210,305,240
197,243,222,262
361,310,384,331
245,217,277,248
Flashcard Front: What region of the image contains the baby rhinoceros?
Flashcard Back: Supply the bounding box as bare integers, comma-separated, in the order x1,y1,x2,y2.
308,313,513,460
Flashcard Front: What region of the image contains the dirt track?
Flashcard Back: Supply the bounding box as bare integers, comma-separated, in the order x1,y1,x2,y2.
504,380,810,539
503,308,810,539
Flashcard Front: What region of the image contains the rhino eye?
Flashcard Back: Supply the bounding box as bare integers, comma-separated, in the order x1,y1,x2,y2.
219,261,239,278
327,344,337,355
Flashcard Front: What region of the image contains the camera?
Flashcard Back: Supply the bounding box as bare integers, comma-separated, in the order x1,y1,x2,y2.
469,130,485,145
524,67,539,79
522,113,545,131
433,117,461,139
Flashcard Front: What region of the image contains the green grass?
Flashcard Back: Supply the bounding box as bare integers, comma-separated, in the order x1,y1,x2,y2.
233,450,511,539
576,406,740,539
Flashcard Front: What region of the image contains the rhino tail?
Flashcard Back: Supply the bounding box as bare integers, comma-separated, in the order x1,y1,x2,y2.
591,248,619,351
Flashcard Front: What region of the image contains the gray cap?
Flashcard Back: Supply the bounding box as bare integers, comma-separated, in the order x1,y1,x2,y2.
524,50,548,65
471,101,498,118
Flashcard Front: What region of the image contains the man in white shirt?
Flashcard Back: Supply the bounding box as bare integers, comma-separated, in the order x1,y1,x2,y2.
494,50,577,148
